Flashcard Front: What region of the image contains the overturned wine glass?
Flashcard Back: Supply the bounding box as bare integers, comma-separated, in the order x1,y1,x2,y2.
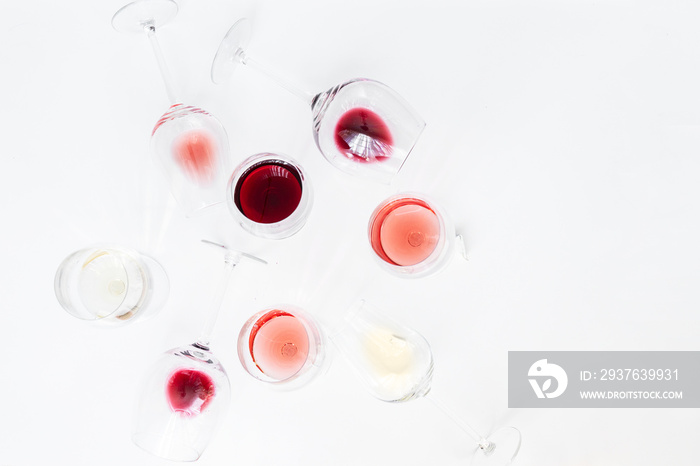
132,240,266,461
113,0,231,215
212,18,425,183
330,300,521,465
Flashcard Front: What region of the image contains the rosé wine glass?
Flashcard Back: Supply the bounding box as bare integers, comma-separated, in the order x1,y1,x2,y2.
112,0,231,216
54,244,169,326
368,193,466,278
132,240,266,461
227,153,313,239
237,305,326,389
211,18,425,183
331,300,521,466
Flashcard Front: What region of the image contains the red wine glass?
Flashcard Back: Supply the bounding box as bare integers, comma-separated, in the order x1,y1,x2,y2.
237,305,326,389
227,153,313,239
368,193,466,278
211,19,425,183
330,300,522,466
132,241,266,461
54,244,169,326
112,0,231,216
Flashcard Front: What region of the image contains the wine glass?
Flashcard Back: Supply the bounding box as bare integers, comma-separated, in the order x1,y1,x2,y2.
54,244,169,326
368,193,466,278
227,153,313,239
237,305,326,389
211,19,425,183
112,0,231,216
330,300,521,465
132,240,266,461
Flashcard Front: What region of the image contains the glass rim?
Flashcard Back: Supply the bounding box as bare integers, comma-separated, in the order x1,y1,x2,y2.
226,152,312,239
54,244,168,323
367,192,454,277
55,245,138,321
237,305,324,386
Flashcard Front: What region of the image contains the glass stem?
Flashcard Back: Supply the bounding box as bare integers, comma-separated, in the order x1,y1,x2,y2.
426,393,495,453
145,25,180,105
195,255,237,349
239,51,315,106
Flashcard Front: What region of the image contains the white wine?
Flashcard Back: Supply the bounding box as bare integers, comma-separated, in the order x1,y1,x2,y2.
77,249,147,321
363,328,426,401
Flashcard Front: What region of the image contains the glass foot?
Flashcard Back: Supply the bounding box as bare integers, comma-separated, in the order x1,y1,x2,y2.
211,18,252,84
112,0,178,34
471,427,521,466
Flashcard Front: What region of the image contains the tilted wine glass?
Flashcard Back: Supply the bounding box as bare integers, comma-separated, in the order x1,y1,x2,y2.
54,244,169,326
237,305,326,389
330,300,521,465
132,240,266,461
368,193,467,278
211,18,425,183
112,0,231,216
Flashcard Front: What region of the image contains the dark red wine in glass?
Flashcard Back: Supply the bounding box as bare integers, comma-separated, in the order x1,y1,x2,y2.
334,107,394,162
233,160,303,224
166,369,215,416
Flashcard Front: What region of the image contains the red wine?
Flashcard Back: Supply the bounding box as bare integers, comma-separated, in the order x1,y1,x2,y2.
248,309,310,381
233,160,303,224
166,369,215,416
369,197,440,266
334,108,393,161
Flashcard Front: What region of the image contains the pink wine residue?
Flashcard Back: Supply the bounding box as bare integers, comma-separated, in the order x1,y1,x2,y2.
334,108,393,162
173,130,218,184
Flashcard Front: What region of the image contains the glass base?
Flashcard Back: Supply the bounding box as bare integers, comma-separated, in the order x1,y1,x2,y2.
112,0,178,34
471,427,522,466
211,18,252,84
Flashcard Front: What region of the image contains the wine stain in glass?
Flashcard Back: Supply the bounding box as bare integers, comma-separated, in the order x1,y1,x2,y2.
370,198,440,266
248,310,310,381
334,108,393,162
233,161,303,224
173,130,218,184
166,369,215,416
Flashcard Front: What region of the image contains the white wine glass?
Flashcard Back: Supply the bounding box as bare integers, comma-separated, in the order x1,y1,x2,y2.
132,240,266,461
54,244,169,326
330,300,521,465
112,0,231,216
211,18,425,183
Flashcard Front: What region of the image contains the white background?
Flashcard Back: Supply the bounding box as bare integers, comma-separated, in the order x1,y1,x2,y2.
1,0,699,464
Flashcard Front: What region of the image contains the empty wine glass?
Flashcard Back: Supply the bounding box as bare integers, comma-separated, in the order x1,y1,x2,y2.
132,240,266,461
237,305,326,389
54,244,169,326
227,153,313,239
368,193,466,278
211,18,425,183
113,0,231,216
330,300,521,465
